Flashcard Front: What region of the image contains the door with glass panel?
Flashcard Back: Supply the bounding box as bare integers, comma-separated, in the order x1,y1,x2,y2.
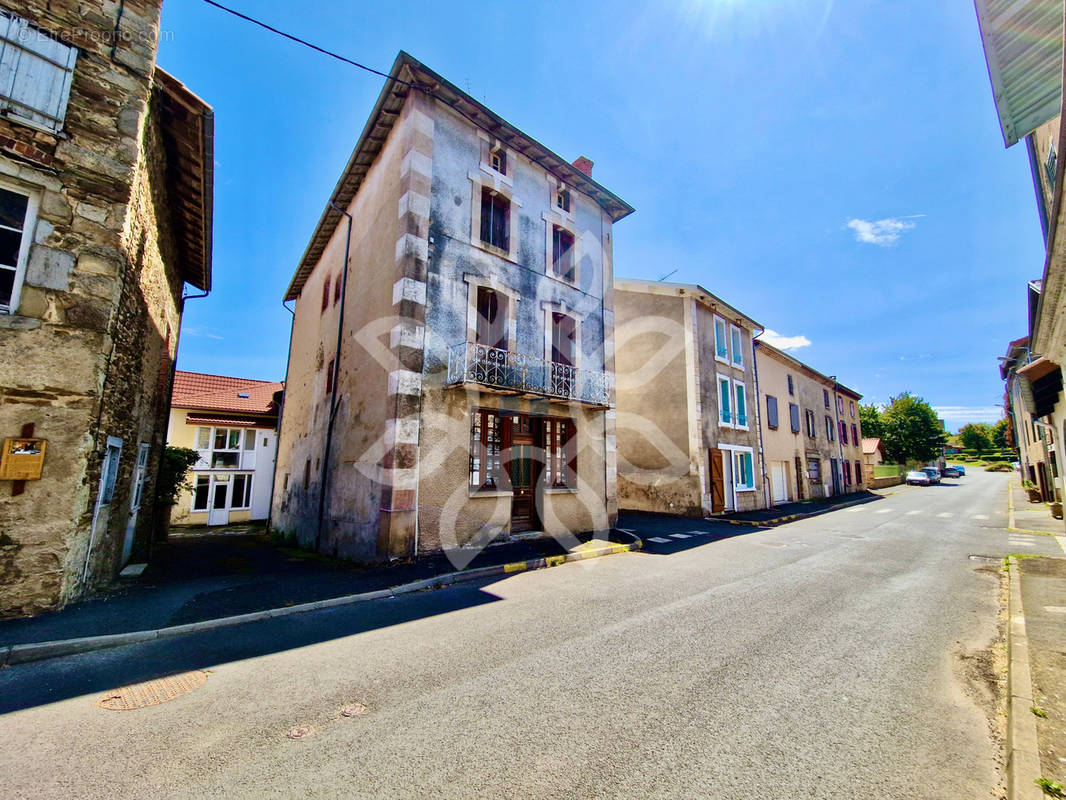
507,415,541,533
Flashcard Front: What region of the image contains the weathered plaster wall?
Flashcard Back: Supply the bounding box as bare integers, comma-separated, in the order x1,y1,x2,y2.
0,1,179,617
417,100,614,548
614,289,701,514
272,96,410,561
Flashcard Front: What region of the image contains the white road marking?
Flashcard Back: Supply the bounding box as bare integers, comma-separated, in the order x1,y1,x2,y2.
1009,539,1036,548
936,512,953,518
875,508,893,514
670,533,692,539
1057,536,1066,555
973,514,989,520
1044,606,1066,614
646,537,672,544
687,530,711,536
845,508,865,513
905,510,922,516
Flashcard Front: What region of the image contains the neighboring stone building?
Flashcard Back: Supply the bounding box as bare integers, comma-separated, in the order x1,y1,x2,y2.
977,1,1066,512
168,372,282,527
272,52,632,560
0,2,213,616
614,279,765,516
862,437,885,477
754,341,864,504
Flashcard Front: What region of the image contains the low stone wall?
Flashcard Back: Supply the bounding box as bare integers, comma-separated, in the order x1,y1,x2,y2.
870,475,903,489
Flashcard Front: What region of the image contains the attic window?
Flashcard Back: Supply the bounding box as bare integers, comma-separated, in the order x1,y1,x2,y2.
490,147,506,175
237,392,250,399
555,187,570,213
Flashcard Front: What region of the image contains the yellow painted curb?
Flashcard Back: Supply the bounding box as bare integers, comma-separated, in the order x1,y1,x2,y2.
545,555,566,567
503,562,528,573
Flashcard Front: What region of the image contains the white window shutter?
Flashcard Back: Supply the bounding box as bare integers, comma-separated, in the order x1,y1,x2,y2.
0,11,77,132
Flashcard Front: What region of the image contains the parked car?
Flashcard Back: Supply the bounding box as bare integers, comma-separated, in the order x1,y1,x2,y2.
941,466,961,478
921,467,941,484
907,470,932,486
953,464,966,476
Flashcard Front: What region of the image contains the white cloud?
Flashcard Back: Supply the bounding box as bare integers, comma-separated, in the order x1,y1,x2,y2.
846,215,924,246
184,327,224,340
757,330,811,350
932,405,1004,425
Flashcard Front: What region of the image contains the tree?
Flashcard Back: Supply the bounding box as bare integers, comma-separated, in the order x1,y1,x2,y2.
858,403,884,441
958,423,994,453
879,392,947,464
992,417,1011,449
156,446,200,505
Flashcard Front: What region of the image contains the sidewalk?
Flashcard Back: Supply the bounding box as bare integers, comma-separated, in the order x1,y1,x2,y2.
1011,556,1066,796
710,490,881,526
0,525,638,650
1010,480,1066,536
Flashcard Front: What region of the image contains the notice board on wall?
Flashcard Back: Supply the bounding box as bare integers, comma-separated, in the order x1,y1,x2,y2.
0,437,46,480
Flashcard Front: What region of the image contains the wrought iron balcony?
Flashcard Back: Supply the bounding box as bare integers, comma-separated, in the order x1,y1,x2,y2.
445,342,610,407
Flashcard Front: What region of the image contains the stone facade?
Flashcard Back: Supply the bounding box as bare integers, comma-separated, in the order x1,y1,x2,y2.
0,1,211,617
614,280,766,516
272,53,632,560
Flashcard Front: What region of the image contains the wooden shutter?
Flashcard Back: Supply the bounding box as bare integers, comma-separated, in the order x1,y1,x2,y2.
0,12,77,132
766,396,778,429
789,403,800,433
564,419,577,487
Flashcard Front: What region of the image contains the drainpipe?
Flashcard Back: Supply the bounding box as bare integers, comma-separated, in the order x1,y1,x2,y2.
831,379,846,496
316,201,353,550
752,335,769,509
266,299,296,534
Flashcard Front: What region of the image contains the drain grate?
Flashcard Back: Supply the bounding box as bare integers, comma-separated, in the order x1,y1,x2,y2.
95,670,208,711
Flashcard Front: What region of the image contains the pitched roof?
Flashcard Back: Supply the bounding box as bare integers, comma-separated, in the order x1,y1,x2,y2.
861,438,883,455
755,340,863,400
614,278,763,330
284,51,635,301
172,371,282,415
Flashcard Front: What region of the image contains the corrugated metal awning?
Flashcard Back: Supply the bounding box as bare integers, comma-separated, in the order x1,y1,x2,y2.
975,0,1064,147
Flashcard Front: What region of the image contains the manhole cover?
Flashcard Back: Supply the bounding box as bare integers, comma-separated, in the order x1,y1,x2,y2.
340,702,368,717
287,724,314,739
95,670,208,711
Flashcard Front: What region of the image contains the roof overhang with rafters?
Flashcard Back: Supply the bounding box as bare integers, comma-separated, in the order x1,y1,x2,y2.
975,0,1064,148
154,68,213,292
284,51,635,302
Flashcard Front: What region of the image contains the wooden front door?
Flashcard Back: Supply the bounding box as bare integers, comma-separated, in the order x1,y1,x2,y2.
508,415,541,532
709,448,725,513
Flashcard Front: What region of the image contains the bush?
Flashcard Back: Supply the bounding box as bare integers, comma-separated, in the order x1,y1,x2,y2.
985,462,1013,473
157,445,201,504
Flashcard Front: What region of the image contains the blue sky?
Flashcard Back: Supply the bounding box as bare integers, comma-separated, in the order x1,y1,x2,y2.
158,0,1044,432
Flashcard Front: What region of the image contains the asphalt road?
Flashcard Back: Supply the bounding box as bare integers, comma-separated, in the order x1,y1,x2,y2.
2,471,1063,799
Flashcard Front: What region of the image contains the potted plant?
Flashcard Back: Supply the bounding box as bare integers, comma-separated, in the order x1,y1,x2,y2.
1022,479,1042,503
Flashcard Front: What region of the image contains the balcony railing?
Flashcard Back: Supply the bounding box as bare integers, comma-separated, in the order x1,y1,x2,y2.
445,342,610,406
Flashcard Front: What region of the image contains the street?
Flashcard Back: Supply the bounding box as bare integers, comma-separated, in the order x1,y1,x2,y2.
2,471,1062,799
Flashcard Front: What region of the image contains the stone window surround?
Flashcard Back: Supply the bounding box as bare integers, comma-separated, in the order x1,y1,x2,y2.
713,314,729,364
463,273,520,350
541,301,584,369
544,172,575,223
468,167,522,263
542,210,581,288
0,175,40,315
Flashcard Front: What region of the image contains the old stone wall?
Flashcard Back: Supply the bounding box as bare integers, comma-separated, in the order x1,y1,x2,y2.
0,0,174,617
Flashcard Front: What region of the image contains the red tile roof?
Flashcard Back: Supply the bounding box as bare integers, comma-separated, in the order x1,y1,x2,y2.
861,437,883,455
172,371,283,415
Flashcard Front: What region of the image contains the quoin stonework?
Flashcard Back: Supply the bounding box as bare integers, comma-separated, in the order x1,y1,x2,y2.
0,0,212,617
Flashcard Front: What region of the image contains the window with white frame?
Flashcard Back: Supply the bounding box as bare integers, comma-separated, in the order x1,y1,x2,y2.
713,316,728,362
734,380,748,428
0,184,38,314
196,426,255,470
0,11,78,133
733,449,755,491
730,325,744,368
192,473,253,511
718,375,732,425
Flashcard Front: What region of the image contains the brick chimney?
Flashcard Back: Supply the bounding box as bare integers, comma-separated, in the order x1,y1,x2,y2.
572,156,594,177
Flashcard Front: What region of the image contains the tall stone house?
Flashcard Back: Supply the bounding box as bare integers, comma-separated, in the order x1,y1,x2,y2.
272,52,632,560
977,1,1066,513
755,341,864,504
167,372,282,527
0,2,213,617
613,279,765,516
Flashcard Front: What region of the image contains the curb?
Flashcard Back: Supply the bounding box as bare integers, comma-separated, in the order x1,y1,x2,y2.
710,493,880,528
1006,556,1045,800
0,537,641,668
